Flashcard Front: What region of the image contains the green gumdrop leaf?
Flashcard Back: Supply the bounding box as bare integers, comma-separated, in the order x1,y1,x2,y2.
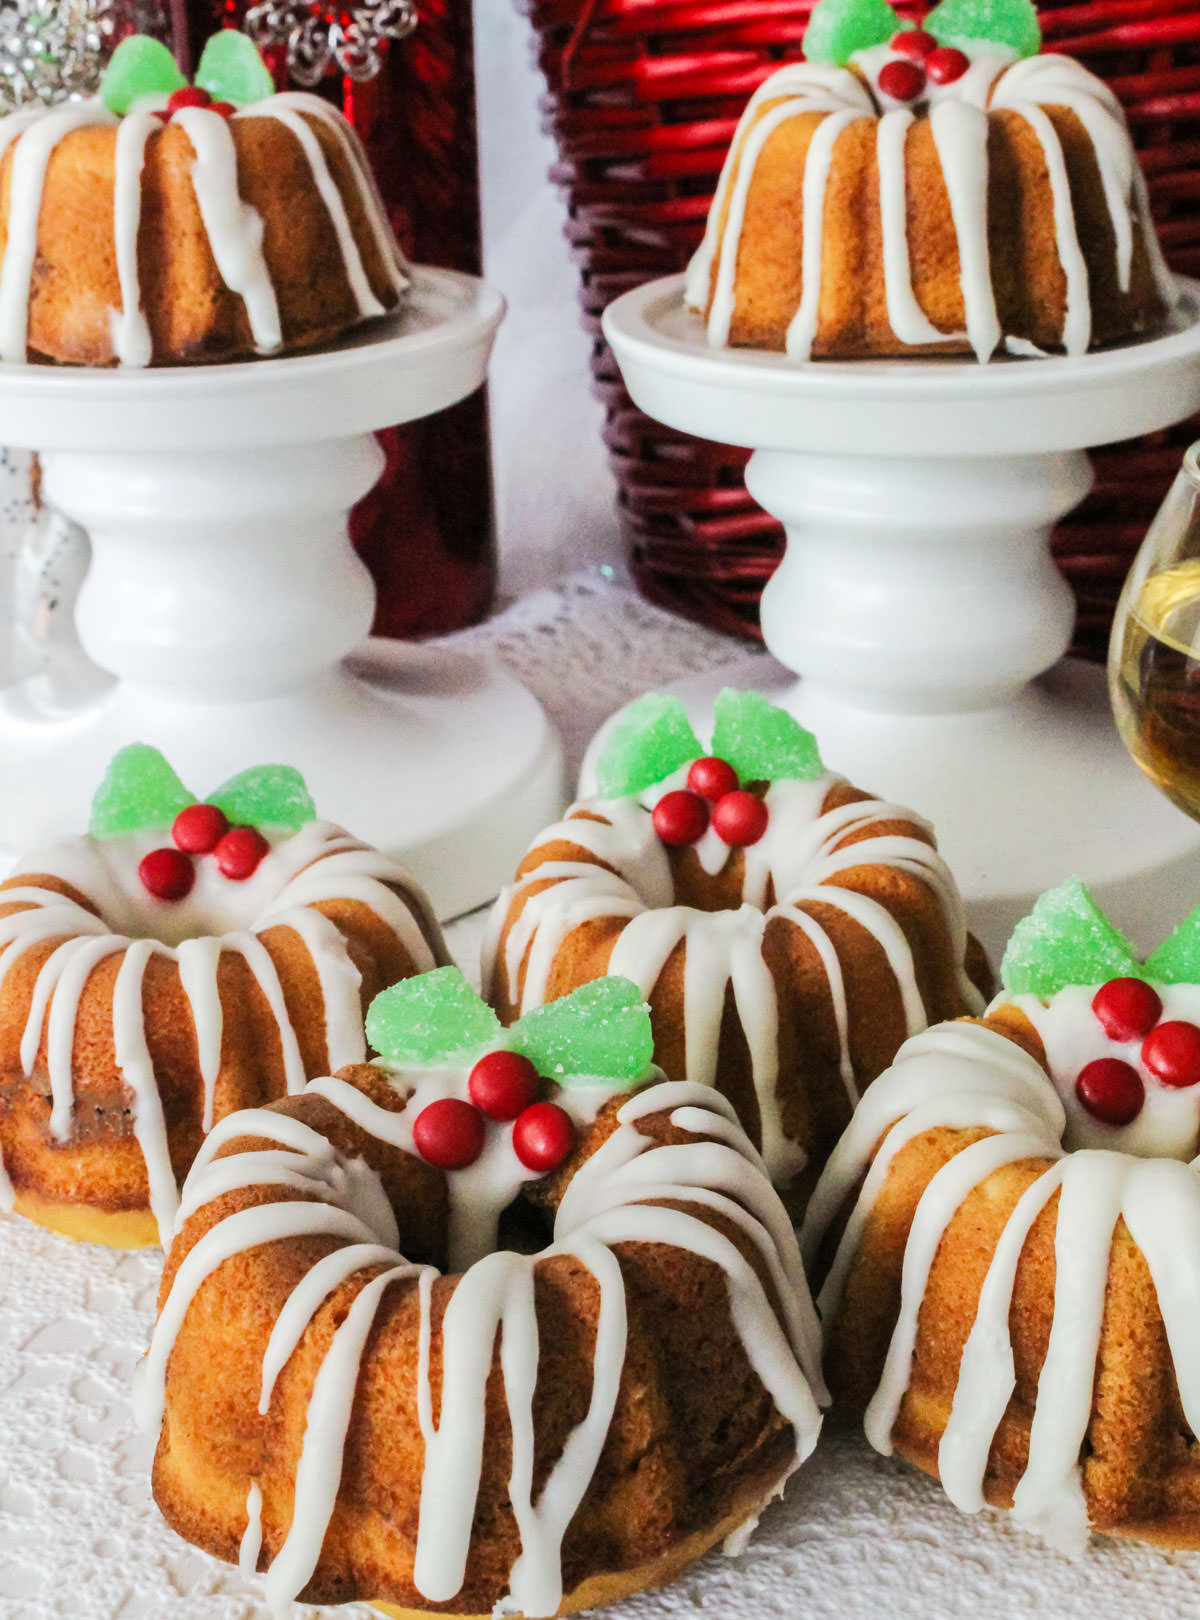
194,29,274,106
207,764,316,832
925,0,1041,57
366,967,502,1067
1000,879,1140,997
90,743,196,837
803,0,905,64
1144,906,1200,985
512,977,654,1085
595,694,703,799
710,689,823,783
100,35,186,115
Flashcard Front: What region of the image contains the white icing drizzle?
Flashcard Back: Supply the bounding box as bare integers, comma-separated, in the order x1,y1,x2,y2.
0,89,408,367
0,820,437,1244
239,1481,263,1582
802,1017,1200,1553
684,45,1171,363
138,1075,824,1616
483,774,982,1184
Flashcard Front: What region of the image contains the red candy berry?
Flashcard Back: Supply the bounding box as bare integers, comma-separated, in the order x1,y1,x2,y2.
209,101,236,118
891,28,937,58
166,86,213,112
926,46,970,85
413,1098,486,1170
877,59,927,102
687,756,739,802
1075,1058,1144,1126
214,825,270,881
139,847,195,902
468,1050,540,1122
711,790,769,847
653,789,709,847
1091,977,1162,1043
1142,1021,1200,1088
172,802,230,855
513,1102,576,1173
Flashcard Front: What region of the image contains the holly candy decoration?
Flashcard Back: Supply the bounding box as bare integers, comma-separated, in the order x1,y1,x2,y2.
1000,879,1140,999
878,60,926,102
711,790,769,848
193,30,274,107
513,1103,576,1173
1144,904,1200,984
1142,1022,1200,1089
215,825,270,881
927,47,970,84
367,966,503,1067
413,1098,486,1170
1075,1059,1144,1127
100,30,274,121
468,1050,540,1122
653,790,710,847
709,690,823,785
1091,978,1162,1043
892,28,936,59
687,757,739,802
803,0,904,66
99,36,186,116
91,744,197,839
138,847,195,902
924,0,1041,58
512,977,655,1084
596,694,702,800
173,803,230,855
207,764,316,833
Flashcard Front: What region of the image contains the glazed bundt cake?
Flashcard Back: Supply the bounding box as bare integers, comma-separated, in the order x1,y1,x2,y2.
484,691,988,1197
0,31,408,367
0,746,445,1247
686,0,1175,360
801,882,1200,1550
136,971,825,1616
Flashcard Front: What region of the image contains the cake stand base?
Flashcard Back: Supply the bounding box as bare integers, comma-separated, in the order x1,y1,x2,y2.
580,656,1200,966
0,638,562,920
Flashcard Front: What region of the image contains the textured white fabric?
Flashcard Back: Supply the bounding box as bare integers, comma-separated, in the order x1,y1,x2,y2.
4,578,1200,1618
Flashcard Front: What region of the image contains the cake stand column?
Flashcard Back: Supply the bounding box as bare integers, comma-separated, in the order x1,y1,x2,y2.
596,275,1200,960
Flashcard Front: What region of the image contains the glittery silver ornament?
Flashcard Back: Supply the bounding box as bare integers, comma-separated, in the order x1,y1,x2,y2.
243,0,416,86
0,0,115,109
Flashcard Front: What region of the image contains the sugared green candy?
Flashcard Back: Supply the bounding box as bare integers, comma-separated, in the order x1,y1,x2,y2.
513,977,654,1085
1145,906,1200,985
710,689,823,784
926,0,1041,57
595,695,702,800
194,29,274,107
99,35,186,116
1001,879,1140,997
90,743,196,838
207,764,316,832
367,967,502,1067
803,0,904,65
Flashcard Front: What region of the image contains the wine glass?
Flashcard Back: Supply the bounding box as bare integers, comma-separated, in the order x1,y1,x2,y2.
1109,441,1200,819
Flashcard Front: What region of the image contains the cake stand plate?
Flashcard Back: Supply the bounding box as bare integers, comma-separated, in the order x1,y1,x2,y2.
598,276,1200,962
0,268,563,920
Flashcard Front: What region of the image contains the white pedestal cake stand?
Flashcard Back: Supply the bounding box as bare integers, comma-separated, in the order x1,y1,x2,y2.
0,266,563,921
597,275,1200,960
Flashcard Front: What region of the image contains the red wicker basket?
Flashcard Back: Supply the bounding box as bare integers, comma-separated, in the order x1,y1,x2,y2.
523,0,1200,659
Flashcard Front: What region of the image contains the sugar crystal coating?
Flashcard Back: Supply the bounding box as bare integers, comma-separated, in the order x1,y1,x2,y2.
207,764,316,832
100,35,186,116
513,977,654,1084
1001,878,1140,997
90,743,197,838
194,29,274,107
366,967,502,1067
595,694,702,799
1144,905,1200,985
803,0,905,65
710,689,823,784
925,0,1041,58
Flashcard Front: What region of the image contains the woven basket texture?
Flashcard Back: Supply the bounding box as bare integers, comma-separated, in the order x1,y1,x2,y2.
524,0,1200,658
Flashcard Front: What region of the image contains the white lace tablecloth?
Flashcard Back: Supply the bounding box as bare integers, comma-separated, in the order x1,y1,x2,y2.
4,576,1200,1620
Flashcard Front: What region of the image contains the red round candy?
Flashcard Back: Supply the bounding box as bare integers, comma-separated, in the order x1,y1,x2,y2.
687,756,739,802
413,1098,486,1170
468,1050,540,1122
214,825,270,881
1075,1058,1144,1126
1091,977,1162,1043
1142,1020,1200,1088
652,789,709,847
172,802,230,855
139,847,195,902
877,59,927,102
512,1102,576,1173
166,86,213,112
891,28,936,59
209,100,236,118
711,790,769,847
926,46,970,84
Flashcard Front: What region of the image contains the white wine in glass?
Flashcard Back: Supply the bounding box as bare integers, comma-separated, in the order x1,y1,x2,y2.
1110,443,1200,819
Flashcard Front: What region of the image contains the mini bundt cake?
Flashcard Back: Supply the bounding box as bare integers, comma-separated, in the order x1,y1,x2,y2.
484,691,988,1198
0,32,408,367
801,881,1200,1550
686,0,1175,360
136,971,825,1616
0,745,445,1247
